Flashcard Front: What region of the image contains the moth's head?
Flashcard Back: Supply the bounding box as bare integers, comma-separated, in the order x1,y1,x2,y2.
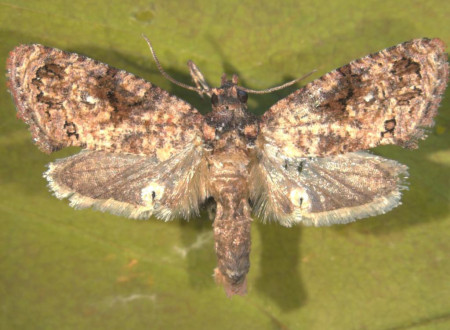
210,74,248,111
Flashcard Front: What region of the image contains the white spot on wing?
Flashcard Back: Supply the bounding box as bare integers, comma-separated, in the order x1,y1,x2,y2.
289,187,310,210
141,183,165,206
364,93,374,102
85,95,98,104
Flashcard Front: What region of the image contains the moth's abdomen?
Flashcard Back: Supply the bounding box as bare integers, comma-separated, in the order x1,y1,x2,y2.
213,198,252,296
207,149,253,296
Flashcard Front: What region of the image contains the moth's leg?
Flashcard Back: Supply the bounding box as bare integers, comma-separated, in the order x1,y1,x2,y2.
203,197,217,221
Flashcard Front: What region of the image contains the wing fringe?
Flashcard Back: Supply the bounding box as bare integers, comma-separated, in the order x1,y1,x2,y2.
45,162,154,219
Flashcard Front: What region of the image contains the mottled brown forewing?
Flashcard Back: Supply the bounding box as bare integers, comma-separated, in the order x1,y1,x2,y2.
7,44,204,161
261,39,448,158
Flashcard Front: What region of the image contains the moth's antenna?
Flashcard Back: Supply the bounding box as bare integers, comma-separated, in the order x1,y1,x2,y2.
142,34,202,93
239,70,317,94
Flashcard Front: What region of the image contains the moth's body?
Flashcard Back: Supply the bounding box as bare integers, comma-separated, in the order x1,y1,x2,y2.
203,80,258,294
6,38,448,296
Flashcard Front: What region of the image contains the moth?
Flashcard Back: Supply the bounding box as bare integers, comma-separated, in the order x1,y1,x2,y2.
7,38,448,296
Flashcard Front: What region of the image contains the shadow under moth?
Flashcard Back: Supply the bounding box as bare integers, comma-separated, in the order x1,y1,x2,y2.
6,38,448,296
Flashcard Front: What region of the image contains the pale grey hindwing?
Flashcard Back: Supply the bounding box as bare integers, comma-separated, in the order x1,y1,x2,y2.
250,145,409,227
44,146,207,220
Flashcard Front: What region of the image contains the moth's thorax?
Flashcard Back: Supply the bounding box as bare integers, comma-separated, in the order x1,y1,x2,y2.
204,129,254,201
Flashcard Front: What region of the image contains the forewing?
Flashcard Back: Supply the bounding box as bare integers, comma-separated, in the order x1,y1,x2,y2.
261,38,448,158
250,148,408,227
7,44,204,161
45,147,207,220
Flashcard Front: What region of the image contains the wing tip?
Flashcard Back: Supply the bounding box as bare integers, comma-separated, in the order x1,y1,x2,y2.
6,44,64,154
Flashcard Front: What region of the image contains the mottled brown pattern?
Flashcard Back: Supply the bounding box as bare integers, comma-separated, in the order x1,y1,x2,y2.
7,44,204,161
6,38,448,296
261,38,448,158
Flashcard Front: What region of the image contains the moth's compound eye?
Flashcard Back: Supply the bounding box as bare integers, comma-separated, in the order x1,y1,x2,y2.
211,93,219,107
237,90,248,103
